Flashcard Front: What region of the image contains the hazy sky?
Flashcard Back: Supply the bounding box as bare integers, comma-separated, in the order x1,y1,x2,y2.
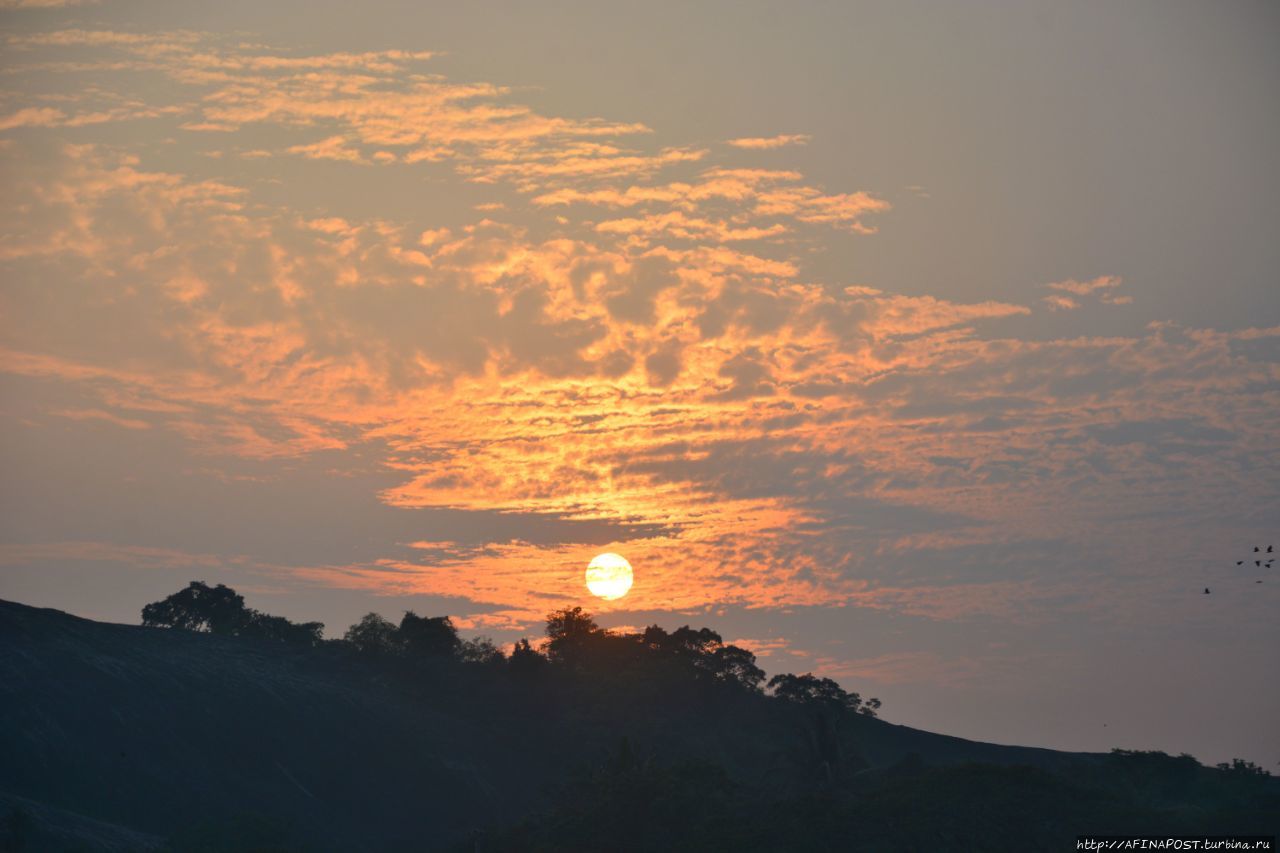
1,0,1277,766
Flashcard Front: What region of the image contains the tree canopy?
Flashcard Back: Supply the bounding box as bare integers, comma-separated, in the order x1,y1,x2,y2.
343,612,401,656
767,673,880,717
141,581,247,634
398,612,460,657
545,606,601,664
141,583,877,717
140,581,323,646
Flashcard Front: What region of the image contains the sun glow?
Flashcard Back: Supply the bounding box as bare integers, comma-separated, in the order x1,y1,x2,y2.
586,553,633,601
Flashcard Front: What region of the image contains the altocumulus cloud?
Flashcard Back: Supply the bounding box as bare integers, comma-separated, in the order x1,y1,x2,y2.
0,31,1277,634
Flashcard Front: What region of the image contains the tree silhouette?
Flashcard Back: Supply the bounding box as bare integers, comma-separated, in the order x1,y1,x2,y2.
708,645,766,692
343,612,402,656
639,624,765,691
398,611,460,657
767,673,880,786
508,638,547,674
459,635,505,666
141,581,248,634
1215,758,1272,778
668,626,723,656
141,581,323,646
545,606,601,664
768,672,879,716
239,612,324,646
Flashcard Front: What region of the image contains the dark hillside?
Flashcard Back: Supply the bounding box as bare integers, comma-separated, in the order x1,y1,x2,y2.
1,599,543,850
2,598,1274,852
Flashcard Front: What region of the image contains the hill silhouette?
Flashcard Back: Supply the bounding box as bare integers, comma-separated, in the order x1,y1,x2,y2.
1,592,1275,852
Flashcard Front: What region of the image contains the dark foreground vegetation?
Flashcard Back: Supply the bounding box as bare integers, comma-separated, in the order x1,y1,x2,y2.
1,584,1275,852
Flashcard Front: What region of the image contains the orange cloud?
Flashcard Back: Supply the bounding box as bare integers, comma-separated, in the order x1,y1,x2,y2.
1,0,99,6
0,107,67,130
2,31,657,190
2,35,1276,636
1046,275,1121,295
1042,294,1079,311
1044,275,1131,308
533,167,888,237
49,408,151,430
726,134,812,149
286,135,370,165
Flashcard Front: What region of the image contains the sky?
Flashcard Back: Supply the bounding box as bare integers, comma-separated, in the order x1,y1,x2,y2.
1,0,1277,767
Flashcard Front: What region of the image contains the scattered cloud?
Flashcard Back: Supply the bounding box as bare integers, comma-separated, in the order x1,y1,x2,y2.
727,637,791,658
1043,275,1131,309
1,32,1276,639
726,134,812,149
1042,294,1079,311
0,107,67,130
286,135,370,165
534,167,890,240
0,0,99,7
49,408,151,430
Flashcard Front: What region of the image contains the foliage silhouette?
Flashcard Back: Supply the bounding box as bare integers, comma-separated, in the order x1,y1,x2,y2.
342,612,402,656
765,672,880,786
239,612,324,646
507,637,547,674
767,672,880,717
141,581,323,647
1216,758,1272,778
142,581,247,634
458,635,505,667
398,611,460,657
544,606,601,665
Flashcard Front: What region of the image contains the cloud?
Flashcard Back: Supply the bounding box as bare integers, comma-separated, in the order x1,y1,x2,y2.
50,408,151,430
1043,275,1131,309
727,637,791,658
1042,294,1079,311
0,35,886,241
1,31,659,191
0,107,67,130
1046,275,1121,296
0,0,99,7
286,135,370,165
595,211,789,243
726,134,812,149
2,34,1277,635
535,167,890,240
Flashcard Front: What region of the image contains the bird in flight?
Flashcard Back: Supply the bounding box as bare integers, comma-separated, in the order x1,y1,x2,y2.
1204,587,1211,594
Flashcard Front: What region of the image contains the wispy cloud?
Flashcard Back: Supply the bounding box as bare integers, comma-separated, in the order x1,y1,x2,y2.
1,31,1276,637
0,106,67,130
0,0,99,7
1043,275,1132,309
726,134,812,149
49,408,151,430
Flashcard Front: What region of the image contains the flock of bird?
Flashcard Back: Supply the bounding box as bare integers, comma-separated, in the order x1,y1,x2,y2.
1205,545,1273,594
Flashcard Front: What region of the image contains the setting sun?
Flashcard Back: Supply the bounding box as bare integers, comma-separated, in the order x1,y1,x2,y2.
585,553,634,601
